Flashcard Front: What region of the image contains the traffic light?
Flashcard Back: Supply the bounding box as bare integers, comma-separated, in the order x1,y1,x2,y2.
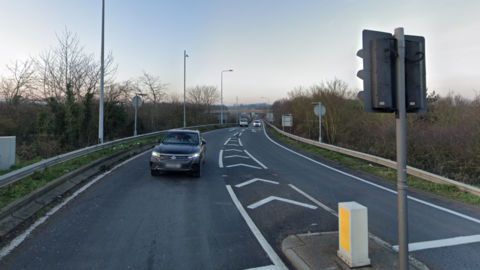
357,30,426,113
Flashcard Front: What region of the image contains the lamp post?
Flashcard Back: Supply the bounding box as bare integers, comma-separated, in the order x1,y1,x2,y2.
134,93,147,136
221,70,233,124
184,50,188,128
261,97,269,123
98,0,105,144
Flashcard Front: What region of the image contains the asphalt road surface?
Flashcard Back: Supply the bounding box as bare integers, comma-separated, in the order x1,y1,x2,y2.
1,122,480,269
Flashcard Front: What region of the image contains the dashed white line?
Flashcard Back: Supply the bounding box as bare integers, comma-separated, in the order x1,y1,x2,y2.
393,234,480,252
226,185,288,270
219,150,224,168
225,155,250,159
244,150,267,169
247,196,318,210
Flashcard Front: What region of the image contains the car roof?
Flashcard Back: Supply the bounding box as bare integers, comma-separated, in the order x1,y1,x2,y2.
167,129,199,134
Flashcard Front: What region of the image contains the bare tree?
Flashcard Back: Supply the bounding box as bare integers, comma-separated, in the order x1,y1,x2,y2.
0,60,35,104
137,71,168,107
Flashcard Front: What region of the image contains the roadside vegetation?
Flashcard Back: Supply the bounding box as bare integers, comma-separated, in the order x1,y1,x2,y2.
271,79,480,188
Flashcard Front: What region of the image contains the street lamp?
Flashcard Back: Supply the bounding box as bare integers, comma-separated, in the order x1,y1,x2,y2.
261,97,269,123
98,0,105,144
184,50,188,128
221,70,233,124
134,93,147,136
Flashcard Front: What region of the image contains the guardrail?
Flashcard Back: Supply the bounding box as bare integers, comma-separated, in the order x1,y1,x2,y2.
264,121,480,197
0,124,234,189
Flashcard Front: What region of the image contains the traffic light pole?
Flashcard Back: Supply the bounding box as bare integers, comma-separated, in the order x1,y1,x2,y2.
395,27,409,270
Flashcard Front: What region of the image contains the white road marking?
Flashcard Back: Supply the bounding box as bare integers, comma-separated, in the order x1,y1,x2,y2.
247,196,318,210
288,184,338,217
224,138,231,145
227,144,240,146
236,178,279,188
261,124,480,225
226,185,288,270
239,138,243,146
225,155,250,159
239,132,243,137
393,234,480,252
244,150,268,169
233,132,239,136
0,149,153,260
219,150,224,168
226,164,262,169
244,265,277,270
225,149,243,152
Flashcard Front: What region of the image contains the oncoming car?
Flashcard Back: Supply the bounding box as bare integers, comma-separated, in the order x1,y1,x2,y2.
150,130,206,177
253,120,261,127
239,118,248,127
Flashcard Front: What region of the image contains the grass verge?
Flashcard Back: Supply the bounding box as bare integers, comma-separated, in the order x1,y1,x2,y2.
268,126,480,208
0,124,231,210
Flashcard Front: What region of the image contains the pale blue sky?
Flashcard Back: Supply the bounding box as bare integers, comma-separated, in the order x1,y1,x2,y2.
1,0,479,105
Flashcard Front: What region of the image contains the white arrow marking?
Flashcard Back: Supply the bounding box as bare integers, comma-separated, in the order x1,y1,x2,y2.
225,155,250,159
225,149,243,152
244,150,267,169
247,196,318,210
239,138,243,146
226,164,262,169
224,138,231,145
236,178,279,188
219,150,224,168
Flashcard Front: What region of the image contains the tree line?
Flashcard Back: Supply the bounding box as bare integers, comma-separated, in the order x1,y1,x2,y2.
0,29,223,162
271,78,480,186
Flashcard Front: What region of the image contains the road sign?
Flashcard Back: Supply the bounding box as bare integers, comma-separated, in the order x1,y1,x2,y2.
132,96,143,108
314,105,326,116
282,115,293,127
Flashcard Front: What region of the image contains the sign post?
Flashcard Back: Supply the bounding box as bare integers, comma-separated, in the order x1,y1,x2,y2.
312,102,326,143
132,94,144,136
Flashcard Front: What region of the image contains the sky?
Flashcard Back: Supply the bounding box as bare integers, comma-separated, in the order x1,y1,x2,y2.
1,0,479,106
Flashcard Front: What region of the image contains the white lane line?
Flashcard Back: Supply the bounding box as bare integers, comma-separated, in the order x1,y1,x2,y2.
224,138,231,145
244,265,277,270
261,124,480,225
233,132,239,136
239,138,243,146
236,178,279,188
225,149,243,152
393,234,480,252
225,155,250,159
219,150,224,168
247,196,318,210
226,164,262,169
244,150,268,169
226,185,288,270
0,149,153,260
288,184,338,217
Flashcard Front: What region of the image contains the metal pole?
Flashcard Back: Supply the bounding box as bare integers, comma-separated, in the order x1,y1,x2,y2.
395,27,409,270
98,0,105,144
319,102,322,143
236,96,238,124
221,72,223,125
184,50,187,128
134,94,138,136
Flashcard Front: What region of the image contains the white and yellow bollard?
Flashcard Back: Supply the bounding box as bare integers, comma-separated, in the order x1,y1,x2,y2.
337,202,371,268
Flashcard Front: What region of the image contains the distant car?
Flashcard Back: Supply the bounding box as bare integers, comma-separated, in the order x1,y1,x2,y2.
150,130,206,177
239,118,248,127
253,120,261,127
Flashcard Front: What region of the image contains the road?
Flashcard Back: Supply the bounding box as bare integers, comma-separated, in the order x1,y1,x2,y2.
1,122,480,269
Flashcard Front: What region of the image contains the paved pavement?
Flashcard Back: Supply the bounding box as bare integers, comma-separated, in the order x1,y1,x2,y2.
282,231,428,270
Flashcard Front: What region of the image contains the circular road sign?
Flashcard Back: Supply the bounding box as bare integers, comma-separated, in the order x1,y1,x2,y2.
132,96,143,108
314,105,326,116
